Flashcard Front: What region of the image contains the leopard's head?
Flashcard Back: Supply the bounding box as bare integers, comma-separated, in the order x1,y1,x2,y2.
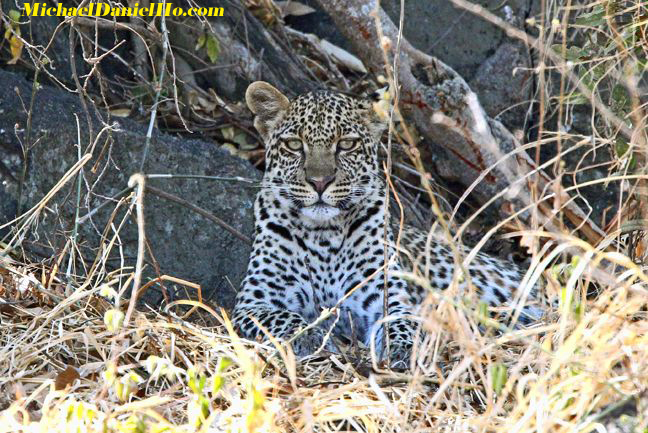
246,81,386,224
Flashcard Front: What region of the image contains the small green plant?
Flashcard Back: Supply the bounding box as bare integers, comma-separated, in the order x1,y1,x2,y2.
196,32,220,63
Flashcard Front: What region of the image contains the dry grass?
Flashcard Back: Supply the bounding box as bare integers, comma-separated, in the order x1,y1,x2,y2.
1,0,647,432
1,230,647,432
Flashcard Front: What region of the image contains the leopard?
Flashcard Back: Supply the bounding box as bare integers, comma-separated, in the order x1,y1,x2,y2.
231,81,546,367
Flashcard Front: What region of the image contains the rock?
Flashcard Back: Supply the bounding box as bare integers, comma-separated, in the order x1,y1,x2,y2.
382,0,537,133
470,42,533,132
292,0,538,134
293,0,536,83
382,0,535,80
0,70,259,310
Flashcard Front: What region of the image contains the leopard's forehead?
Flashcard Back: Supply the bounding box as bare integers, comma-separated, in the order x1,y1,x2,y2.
277,91,368,142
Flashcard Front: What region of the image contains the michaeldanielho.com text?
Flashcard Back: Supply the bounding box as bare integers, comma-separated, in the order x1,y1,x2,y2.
22,3,224,17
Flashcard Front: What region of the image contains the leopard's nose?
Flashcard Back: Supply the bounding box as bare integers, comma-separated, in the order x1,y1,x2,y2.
306,175,335,195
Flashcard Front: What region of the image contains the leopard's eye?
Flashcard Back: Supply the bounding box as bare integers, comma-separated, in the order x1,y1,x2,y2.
283,139,303,152
338,138,359,152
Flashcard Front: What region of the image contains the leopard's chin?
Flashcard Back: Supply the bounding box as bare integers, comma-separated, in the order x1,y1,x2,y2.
301,203,341,223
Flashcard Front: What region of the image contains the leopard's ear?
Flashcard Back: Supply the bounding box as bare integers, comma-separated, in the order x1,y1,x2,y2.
246,81,290,140
360,95,388,142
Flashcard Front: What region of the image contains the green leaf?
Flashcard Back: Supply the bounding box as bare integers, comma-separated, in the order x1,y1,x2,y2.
552,44,585,61
187,368,206,394
575,5,605,26
612,84,630,111
206,34,220,63
218,357,233,372
188,396,210,428
477,301,489,323
9,9,21,23
615,137,629,157
616,138,638,171
195,33,206,51
573,301,584,320
576,67,596,92
570,255,580,267
590,64,607,83
560,287,574,310
565,46,585,61
212,374,224,394
252,386,265,410
233,132,248,148
563,92,589,105
221,126,235,140
492,363,507,396
602,42,615,56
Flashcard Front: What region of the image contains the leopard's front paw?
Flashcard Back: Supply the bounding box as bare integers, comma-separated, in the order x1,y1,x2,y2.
385,340,412,370
290,327,335,358
373,325,415,369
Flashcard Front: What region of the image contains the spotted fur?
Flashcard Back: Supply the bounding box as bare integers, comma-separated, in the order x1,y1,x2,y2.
232,82,545,366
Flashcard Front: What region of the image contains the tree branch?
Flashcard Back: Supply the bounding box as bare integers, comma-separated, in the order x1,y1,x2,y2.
315,0,606,245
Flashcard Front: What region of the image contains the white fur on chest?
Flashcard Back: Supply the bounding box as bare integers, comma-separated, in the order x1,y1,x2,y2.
292,228,388,343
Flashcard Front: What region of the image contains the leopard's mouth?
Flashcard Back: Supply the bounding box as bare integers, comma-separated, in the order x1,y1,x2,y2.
301,201,341,222
312,199,335,208
302,197,337,209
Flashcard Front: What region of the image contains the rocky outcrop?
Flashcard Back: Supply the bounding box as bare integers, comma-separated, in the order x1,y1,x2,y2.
0,70,259,309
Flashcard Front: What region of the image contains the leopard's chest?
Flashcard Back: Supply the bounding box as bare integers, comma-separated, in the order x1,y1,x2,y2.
295,229,387,341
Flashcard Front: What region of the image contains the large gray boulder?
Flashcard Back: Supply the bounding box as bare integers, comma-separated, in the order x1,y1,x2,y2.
289,0,536,132
381,0,537,133
0,70,259,309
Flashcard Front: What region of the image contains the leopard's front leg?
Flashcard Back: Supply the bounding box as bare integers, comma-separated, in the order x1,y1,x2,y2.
384,317,419,368
232,305,333,357
376,275,423,369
